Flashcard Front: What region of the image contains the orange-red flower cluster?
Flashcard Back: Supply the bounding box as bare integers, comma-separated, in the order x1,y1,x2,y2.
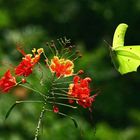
15,54,33,77
0,42,97,110
68,76,97,108
49,56,74,77
0,48,44,93
0,70,17,93
0,39,99,140
15,48,43,77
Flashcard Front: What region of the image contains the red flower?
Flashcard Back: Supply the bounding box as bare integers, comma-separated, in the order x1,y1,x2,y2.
15,48,44,77
77,95,97,108
0,70,17,93
68,76,97,108
49,56,74,77
15,55,33,77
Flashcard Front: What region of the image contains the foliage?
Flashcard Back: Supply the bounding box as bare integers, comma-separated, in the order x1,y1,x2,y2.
0,0,140,140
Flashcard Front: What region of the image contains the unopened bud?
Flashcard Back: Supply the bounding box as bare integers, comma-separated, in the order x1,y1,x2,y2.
78,70,84,75
22,78,26,84
53,105,59,113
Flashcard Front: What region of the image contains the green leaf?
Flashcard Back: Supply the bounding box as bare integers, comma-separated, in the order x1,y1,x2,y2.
5,103,17,120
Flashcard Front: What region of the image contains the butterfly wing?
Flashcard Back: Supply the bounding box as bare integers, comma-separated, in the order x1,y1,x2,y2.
112,23,128,50
113,46,140,74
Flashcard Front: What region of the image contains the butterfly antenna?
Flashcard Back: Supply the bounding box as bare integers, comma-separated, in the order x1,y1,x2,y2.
103,40,112,49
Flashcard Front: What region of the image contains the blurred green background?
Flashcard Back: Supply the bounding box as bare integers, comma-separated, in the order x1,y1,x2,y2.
0,0,140,140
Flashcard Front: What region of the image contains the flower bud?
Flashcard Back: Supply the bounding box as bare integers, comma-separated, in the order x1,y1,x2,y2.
22,78,26,84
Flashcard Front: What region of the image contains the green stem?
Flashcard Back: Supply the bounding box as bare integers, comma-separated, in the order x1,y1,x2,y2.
5,100,43,121
16,100,43,104
45,108,78,128
34,102,46,140
52,87,69,90
50,92,68,97
48,101,77,109
19,84,47,98
52,81,73,85
47,96,78,101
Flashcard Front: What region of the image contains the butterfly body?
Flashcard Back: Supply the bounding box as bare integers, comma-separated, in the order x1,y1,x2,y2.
111,23,140,74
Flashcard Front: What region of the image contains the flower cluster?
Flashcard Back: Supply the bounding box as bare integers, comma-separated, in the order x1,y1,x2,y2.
49,56,74,77
0,48,43,93
0,70,17,92
0,38,97,139
68,76,97,108
15,48,44,77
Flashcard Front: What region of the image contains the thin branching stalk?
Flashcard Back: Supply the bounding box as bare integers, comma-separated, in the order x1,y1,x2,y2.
34,102,47,140
19,84,48,98
47,101,77,109
52,81,73,85
5,100,43,120
51,87,69,90
47,96,79,101
46,42,55,56
50,92,68,97
44,108,78,128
